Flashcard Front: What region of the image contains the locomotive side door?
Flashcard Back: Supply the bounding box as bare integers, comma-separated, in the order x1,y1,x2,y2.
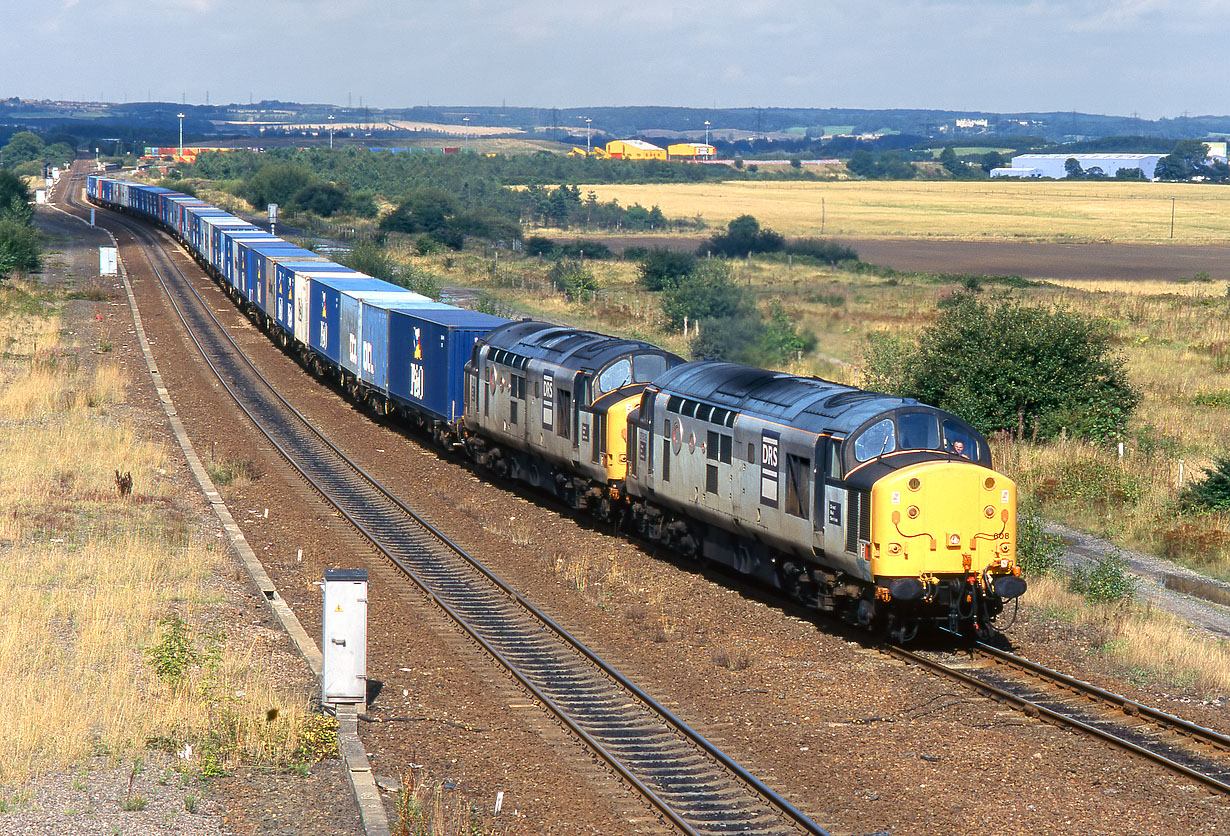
817,436,847,559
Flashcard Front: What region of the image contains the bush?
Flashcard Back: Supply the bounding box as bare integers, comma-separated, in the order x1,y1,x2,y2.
1015,505,1063,576
784,238,858,265
698,214,785,258
1179,455,1230,511
398,265,442,299
690,314,765,363
339,241,396,282
525,236,556,257
688,301,815,367
156,178,197,197
548,259,596,300
863,294,1138,442
661,260,753,329
0,217,41,278
1067,550,1137,604
637,247,696,290
554,239,611,260
235,163,314,210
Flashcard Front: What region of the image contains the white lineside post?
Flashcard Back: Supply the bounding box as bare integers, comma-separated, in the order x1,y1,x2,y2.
99,246,118,277
322,568,368,705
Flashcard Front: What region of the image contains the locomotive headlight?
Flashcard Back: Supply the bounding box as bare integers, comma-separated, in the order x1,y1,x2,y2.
984,477,996,490
908,477,921,491
907,506,920,519
946,533,961,548
999,542,1011,554
983,505,995,518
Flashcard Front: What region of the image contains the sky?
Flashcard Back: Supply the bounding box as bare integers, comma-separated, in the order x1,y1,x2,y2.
4,0,1229,119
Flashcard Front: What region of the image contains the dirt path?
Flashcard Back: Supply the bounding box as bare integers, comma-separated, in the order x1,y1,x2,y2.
1049,521,1230,638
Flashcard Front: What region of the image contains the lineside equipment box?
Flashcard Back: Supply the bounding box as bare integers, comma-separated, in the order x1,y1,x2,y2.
322,568,368,704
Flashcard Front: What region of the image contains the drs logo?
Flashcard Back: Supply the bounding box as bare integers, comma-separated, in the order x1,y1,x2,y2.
760,431,780,508
410,364,425,400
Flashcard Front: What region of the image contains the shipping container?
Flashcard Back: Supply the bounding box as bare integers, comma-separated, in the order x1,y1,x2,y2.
339,290,442,378
232,240,306,311
387,306,507,422
293,269,371,348
221,230,279,290
358,299,455,393
306,275,409,366
204,216,258,273
271,262,354,337
250,247,333,316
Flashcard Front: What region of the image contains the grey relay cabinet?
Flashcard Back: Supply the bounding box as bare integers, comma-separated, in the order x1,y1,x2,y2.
322,569,368,704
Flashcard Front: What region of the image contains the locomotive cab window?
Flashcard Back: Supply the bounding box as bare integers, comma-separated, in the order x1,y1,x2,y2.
634,354,668,382
942,420,979,460
827,439,843,479
898,412,940,450
596,358,632,395
853,418,896,462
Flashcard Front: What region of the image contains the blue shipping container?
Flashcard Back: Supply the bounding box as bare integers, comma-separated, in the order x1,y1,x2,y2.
387,307,508,422
339,290,436,378
307,276,404,365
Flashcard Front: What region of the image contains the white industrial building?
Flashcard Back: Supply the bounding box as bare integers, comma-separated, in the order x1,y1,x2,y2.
992,153,1165,180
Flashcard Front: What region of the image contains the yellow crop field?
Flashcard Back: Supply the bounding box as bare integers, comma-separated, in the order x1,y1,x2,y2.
582,180,1230,243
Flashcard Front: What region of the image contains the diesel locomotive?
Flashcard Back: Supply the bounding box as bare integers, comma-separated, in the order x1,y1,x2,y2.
466,322,1025,642
87,173,1026,641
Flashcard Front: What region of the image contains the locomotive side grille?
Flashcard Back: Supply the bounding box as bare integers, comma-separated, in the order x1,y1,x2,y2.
845,490,871,553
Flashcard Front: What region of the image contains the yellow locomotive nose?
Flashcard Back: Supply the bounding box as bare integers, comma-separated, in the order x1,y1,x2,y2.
869,461,1018,597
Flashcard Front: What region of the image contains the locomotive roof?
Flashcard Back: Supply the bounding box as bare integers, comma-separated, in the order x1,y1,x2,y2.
653,361,926,435
483,321,680,370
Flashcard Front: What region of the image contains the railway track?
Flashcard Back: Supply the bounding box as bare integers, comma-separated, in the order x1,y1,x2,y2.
891,641,1230,794
65,169,831,836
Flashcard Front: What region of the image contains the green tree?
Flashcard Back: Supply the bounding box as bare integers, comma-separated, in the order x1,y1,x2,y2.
1063,157,1085,179
699,214,785,258
292,181,347,216
0,169,33,222
845,150,877,178
236,163,314,210
661,260,753,328
0,170,39,279
380,189,457,233
939,146,964,177
637,247,696,290
1,131,44,168
0,217,41,278
1179,456,1230,511
981,151,1007,173
863,294,1138,442
1155,138,1211,181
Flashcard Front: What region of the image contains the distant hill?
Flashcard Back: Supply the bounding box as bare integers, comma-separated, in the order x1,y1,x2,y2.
4,98,1230,150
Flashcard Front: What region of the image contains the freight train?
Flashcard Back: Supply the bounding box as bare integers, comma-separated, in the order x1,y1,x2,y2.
86,174,1026,642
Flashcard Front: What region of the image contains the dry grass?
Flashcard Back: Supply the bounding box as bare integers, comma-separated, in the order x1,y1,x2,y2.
580,180,1230,243
1023,574,1230,693
0,284,320,782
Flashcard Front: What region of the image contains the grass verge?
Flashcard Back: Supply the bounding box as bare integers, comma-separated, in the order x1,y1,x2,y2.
0,274,329,784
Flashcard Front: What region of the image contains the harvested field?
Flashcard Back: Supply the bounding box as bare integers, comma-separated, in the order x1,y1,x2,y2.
581,180,1230,243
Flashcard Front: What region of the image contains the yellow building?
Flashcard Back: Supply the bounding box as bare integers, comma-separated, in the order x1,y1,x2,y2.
667,142,716,159
605,139,667,161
